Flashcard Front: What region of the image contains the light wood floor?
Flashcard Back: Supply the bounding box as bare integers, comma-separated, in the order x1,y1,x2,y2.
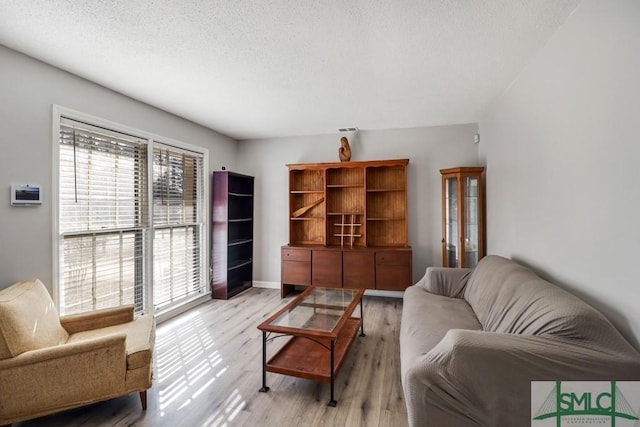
14,287,408,427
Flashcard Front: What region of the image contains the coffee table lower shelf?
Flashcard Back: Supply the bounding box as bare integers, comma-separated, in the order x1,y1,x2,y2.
265,317,361,383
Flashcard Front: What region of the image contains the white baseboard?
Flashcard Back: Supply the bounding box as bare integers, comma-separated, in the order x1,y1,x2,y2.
364,289,404,299
253,281,280,289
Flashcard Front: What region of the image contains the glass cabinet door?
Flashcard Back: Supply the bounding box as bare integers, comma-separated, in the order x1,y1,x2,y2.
441,167,484,268
444,177,458,267
463,176,479,268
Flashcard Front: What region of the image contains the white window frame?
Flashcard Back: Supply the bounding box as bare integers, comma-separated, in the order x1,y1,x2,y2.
52,105,210,316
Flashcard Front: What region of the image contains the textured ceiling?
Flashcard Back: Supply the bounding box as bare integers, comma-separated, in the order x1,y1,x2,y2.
0,1,581,140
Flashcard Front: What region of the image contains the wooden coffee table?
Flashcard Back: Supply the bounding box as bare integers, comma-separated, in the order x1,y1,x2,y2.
257,286,365,406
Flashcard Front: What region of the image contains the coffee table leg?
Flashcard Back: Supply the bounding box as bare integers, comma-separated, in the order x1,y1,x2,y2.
259,331,270,393
327,339,337,407
359,299,366,337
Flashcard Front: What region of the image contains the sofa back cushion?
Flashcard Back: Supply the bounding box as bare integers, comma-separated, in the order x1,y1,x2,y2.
464,256,616,340
0,279,69,359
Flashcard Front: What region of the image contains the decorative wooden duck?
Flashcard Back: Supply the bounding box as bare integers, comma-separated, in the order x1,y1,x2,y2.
338,136,352,162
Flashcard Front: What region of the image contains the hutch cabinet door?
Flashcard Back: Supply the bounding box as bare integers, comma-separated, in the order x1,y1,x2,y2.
311,250,342,287
375,250,412,290
342,251,375,289
281,247,311,285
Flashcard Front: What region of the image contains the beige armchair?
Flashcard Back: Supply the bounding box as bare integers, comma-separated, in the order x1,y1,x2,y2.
0,279,155,426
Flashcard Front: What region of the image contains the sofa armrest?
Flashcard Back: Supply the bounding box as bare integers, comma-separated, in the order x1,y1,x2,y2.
404,329,640,427
60,305,134,334
413,267,472,298
0,334,127,421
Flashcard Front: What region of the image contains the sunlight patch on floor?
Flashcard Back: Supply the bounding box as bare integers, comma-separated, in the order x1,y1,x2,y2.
155,309,230,418
202,388,247,427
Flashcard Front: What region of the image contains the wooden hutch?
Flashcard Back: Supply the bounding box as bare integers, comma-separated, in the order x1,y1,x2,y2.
281,159,412,297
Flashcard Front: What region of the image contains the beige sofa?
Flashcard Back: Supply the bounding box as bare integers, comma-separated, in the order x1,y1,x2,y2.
400,255,640,427
0,279,155,426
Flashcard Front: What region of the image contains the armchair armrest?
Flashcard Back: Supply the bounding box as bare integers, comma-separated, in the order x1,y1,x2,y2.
414,267,472,298
404,329,640,427
61,305,134,334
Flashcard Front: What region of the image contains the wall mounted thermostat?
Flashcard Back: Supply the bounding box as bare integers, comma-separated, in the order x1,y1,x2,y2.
11,184,42,206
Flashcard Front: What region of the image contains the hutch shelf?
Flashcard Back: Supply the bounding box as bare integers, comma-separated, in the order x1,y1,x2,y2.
282,159,412,297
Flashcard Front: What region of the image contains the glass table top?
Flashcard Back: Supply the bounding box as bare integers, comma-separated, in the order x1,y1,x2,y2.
269,287,361,333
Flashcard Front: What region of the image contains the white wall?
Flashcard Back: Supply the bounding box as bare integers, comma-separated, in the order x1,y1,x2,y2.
479,0,640,346
0,44,237,291
238,124,479,285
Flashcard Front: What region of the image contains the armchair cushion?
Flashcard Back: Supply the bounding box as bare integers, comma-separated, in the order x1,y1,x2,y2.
0,279,69,360
66,313,155,369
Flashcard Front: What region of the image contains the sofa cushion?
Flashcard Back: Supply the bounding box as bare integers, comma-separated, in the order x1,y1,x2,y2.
66,313,155,369
463,256,617,340
0,279,69,360
400,284,482,383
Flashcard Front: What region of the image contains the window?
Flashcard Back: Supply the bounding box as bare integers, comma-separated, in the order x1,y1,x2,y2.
152,146,205,311
55,109,208,316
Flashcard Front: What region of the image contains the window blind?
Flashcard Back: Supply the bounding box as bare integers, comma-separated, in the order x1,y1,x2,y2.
152,146,206,310
59,118,147,314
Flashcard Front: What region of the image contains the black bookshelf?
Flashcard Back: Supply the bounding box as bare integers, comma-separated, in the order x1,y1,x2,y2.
211,171,254,299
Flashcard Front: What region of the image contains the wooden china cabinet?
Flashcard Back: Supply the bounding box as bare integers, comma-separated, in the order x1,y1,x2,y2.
440,167,485,268
281,159,412,297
